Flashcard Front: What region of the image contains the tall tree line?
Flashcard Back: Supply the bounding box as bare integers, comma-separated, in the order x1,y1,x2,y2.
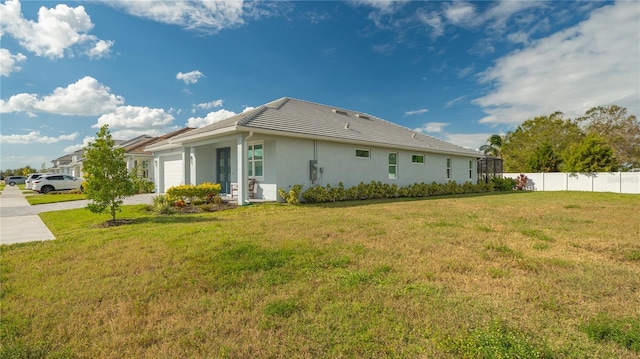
479,105,639,172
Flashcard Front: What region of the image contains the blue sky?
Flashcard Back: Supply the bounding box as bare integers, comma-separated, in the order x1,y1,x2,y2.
1,0,638,170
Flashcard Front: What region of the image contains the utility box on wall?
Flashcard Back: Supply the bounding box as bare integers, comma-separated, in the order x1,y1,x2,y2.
310,160,318,182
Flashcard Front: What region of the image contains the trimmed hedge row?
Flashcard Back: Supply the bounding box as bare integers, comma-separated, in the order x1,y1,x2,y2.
166,182,221,204
300,180,494,204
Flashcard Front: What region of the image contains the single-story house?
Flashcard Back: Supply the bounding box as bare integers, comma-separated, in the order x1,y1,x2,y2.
146,97,482,205
122,128,194,182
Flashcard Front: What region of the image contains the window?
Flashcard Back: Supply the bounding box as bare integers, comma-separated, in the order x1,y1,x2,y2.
248,142,264,178
142,160,150,178
356,149,370,159
412,154,424,164
446,158,452,179
388,152,397,179
469,160,473,179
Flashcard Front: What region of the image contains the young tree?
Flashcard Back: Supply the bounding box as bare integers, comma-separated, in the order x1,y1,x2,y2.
564,134,619,172
82,125,135,223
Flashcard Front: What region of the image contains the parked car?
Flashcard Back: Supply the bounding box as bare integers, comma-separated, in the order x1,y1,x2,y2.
4,176,27,186
25,173,50,190
32,174,83,194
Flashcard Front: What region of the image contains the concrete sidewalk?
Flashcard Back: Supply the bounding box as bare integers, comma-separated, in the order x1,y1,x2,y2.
0,186,155,245
0,185,55,245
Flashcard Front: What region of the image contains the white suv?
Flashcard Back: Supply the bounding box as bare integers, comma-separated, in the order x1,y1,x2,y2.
33,174,83,194
25,173,50,190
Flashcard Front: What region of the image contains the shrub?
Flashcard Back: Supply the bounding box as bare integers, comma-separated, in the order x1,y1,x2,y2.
151,194,175,215
490,176,517,191
166,182,221,205
130,168,155,194
301,180,494,204
278,184,303,204
515,173,529,190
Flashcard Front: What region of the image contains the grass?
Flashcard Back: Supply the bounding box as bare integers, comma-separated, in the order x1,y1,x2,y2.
1,191,639,358
24,192,87,205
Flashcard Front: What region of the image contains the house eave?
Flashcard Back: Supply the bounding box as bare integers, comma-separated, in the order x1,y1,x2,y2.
145,126,238,152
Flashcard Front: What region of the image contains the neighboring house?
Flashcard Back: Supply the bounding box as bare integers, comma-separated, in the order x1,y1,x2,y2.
50,150,84,177
49,154,73,174
146,97,483,205
122,128,194,182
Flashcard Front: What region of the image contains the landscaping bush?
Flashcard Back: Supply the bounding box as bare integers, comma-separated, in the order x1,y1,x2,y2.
490,176,517,191
301,180,494,204
515,173,529,190
278,184,304,204
151,194,175,215
166,182,221,205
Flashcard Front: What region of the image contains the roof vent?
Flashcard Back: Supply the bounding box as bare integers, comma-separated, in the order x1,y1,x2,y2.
412,133,417,139
356,114,370,120
344,122,350,129
333,109,348,116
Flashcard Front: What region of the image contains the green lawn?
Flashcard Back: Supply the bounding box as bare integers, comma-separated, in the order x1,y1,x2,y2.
24,193,87,205
1,192,639,358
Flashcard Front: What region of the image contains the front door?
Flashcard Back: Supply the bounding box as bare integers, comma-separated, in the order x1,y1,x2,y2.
216,147,231,194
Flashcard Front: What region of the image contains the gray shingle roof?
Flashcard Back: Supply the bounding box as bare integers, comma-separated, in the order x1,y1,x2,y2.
163,97,481,157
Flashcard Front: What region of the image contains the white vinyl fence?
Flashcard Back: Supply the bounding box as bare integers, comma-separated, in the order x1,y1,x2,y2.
503,172,640,194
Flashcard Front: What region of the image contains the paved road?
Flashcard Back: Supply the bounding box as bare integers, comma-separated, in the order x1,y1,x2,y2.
0,186,154,245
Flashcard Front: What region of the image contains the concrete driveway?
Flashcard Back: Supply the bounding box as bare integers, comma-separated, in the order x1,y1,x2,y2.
0,185,154,245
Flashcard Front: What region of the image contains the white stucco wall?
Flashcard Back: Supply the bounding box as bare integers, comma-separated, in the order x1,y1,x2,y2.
269,136,478,201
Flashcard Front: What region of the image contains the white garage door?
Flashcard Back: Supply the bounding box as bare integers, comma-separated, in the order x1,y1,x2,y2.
163,156,183,192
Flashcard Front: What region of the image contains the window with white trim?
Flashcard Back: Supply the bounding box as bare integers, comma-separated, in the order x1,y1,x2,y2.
356,149,370,159
446,158,452,180
412,154,424,164
469,160,473,179
388,152,397,179
248,142,264,178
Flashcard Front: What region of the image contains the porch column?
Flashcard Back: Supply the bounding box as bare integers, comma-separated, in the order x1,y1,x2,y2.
154,159,161,193
183,147,191,186
236,134,246,206
189,149,196,185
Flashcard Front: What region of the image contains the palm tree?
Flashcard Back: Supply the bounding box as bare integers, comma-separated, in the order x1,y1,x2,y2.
479,134,503,157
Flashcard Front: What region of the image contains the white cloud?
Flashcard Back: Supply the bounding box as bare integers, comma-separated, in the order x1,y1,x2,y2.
63,136,94,154
457,65,475,78
0,76,124,116
0,48,27,76
443,2,476,26
482,0,545,33
474,2,640,125
194,99,224,109
186,108,238,127
242,106,255,113
416,9,444,38
404,108,429,116
414,122,448,133
353,0,409,14
445,95,467,108
372,43,396,55
103,0,245,33
439,132,493,151
87,39,115,59
0,131,78,144
94,106,176,138
177,70,204,84
0,0,113,59
468,38,495,56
